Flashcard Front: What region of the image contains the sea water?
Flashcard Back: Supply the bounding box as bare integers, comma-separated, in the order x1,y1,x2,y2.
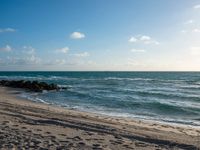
1,71,200,126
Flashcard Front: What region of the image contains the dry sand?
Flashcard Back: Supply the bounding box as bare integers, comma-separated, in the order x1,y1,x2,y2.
0,86,199,150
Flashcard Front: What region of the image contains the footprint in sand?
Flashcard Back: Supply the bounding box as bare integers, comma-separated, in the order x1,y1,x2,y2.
135,142,148,147
73,136,82,141
27,130,32,133
78,141,86,146
122,144,134,149
12,124,19,127
36,128,42,131
59,133,66,137
114,135,122,139
97,133,105,136
85,138,92,141
92,143,103,150
85,132,94,136
45,131,51,134
2,121,10,124
21,126,27,129
93,144,101,147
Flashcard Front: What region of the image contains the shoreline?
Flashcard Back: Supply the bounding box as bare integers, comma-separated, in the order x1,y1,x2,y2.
0,86,200,149
18,87,200,128
18,86,200,128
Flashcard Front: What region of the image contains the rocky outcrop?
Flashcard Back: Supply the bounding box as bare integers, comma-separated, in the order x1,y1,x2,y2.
0,80,67,92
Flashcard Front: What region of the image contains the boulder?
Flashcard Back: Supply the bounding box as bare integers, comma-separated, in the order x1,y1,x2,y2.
0,80,66,92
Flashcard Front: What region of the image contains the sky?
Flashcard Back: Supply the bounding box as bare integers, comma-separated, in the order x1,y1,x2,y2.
0,0,200,71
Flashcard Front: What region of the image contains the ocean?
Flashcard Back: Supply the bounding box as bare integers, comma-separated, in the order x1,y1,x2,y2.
0,71,200,126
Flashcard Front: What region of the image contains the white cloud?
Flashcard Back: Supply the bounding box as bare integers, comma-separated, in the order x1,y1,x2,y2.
194,4,200,9
129,37,137,43
140,35,151,41
181,30,187,33
0,28,16,33
56,47,69,53
184,20,194,24
129,35,159,45
55,59,66,65
130,48,146,53
7,55,41,65
23,46,35,54
0,45,41,66
190,47,200,56
70,32,85,39
28,55,41,64
0,45,12,52
11,46,40,65
139,35,159,44
45,59,82,66
73,52,90,57
193,28,200,33
181,29,200,33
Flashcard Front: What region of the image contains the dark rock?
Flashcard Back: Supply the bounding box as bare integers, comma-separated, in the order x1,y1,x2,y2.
0,80,67,92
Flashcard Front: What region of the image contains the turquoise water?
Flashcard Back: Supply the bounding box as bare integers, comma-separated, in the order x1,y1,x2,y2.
1,71,200,126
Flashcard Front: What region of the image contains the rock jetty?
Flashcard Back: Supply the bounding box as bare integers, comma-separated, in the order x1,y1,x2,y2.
0,80,66,92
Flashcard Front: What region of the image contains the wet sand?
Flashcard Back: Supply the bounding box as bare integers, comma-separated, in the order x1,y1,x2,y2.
0,86,200,150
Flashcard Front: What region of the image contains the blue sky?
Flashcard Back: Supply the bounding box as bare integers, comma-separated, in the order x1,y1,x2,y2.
0,0,200,71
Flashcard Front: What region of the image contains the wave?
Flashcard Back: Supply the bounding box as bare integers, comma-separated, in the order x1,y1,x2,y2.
113,99,199,114
133,90,200,102
0,75,79,81
0,75,44,80
47,76,79,80
146,101,199,115
103,77,154,81
95,109,200,126
58,84,72,88
17,90,200,126
0,75,195,85
103,77,188,83
19,92,49,104
177,84,200,90
2,72,200,127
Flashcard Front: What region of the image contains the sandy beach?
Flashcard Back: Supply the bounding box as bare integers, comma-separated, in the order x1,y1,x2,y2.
0,87,199,150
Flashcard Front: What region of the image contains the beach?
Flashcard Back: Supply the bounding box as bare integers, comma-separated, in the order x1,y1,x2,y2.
1,0,200,149
0,86,199,150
